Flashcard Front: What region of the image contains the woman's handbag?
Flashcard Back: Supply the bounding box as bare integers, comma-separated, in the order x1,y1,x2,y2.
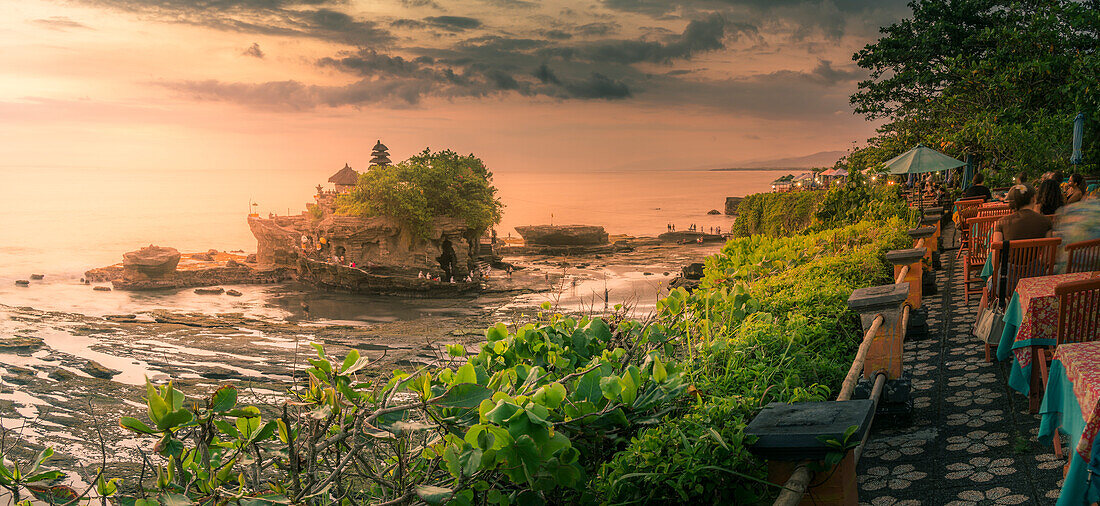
974,240,1010,345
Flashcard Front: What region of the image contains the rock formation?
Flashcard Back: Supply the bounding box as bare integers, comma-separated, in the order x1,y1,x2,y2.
725,196,744,216
515,225,609,246
249,214,479,280
123,245,181,276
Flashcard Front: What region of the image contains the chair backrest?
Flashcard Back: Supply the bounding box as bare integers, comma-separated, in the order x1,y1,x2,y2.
1056,277,1100,345
978,206,1013,218
958,206,983,231
990,237,1062,297
966,216,1001,265
956,198,985,213
1067,238,1100,274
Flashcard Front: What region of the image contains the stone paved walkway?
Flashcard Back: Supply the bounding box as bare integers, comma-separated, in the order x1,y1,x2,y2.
856,229,1066,505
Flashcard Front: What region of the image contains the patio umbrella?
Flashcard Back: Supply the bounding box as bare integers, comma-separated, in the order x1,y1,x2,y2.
884,144,966,175
1071,112,1084,166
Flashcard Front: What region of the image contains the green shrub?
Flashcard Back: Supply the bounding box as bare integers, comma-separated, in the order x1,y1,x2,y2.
730,191,825,237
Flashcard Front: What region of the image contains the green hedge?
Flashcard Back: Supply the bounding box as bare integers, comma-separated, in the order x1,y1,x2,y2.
730,191,825,237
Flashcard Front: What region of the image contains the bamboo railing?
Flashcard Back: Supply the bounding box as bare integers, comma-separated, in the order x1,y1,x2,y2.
772,234,921,506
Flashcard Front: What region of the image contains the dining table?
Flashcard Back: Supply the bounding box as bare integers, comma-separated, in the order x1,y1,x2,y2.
995,271,1100,411
1039,341,1100,506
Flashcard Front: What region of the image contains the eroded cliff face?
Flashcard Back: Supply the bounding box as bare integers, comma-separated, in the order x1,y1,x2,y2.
248,214,478,277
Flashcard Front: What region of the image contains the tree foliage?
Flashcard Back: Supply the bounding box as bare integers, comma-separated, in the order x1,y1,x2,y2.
336,149,504,239
850,0,1100,179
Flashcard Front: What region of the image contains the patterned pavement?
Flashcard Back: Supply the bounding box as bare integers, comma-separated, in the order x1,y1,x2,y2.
856,229,1067,505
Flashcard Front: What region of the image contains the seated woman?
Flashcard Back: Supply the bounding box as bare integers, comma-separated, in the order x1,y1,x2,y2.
1036,178,1066,215
1065,173,1088,204
993,184,1052,242
978,184,1053,312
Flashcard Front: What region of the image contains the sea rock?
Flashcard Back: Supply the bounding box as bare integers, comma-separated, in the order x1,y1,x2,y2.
192,252,215,261
195,287,225,295
515,225,609,246
0,336,44,352
82,360,120,380
245,253,257,263
15,279,29,286
3,366,36,385
725,196,743,216
48,368,75,381
707,209,721,215
30,274,44,280
682,262,705,280
123,245,181,276
226,289,243,297
104,314,137,322
207,249,219,256
225,259,243,268
93,286,112,291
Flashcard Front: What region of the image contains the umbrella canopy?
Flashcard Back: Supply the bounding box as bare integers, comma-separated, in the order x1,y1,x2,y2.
884,144,966,175
1071,112,1085,165
832,169,848,176
820,168,836,176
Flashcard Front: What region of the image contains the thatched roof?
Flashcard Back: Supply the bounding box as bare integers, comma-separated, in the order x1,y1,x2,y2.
328,163,359,185
372,140,388,152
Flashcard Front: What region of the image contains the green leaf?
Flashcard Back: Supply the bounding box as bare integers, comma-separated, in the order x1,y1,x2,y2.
24,470,63,483
28,447,53,474
415,485,454,505
486,322,508,341
599,376,622,401
455,363,477,385
432,383,494,409
145,380,169,425
340,350,371,375
513,435,541,484
652,355,667,382
210,385,237,413
158,491,195,506
156,408,193,431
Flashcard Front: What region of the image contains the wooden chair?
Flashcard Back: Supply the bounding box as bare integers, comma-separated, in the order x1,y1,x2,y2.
965,216,1000,302
1037,276,1100,459
1067,238,1100,274
978,206,1013,219
955,205,984,260
988,238,1062,298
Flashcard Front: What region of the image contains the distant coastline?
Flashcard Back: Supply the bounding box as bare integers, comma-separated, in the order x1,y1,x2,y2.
707,167,802,172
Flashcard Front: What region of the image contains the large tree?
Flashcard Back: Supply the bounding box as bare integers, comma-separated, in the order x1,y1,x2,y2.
850,0,1100,180
337,149,503,239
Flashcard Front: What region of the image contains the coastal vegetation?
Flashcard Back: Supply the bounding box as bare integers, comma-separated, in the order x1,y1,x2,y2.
336,149,504,239
6,177,913,505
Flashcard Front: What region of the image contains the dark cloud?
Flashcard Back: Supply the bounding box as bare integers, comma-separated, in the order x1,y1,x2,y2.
423,16,483,31
31,16,92,31
574,21,619,36
482,0,539,8
401,0,443,9
542,29,573,40
562,73,631,99
575,14,752,64
69,0,395,46
242,42,265,58
600,0,909,40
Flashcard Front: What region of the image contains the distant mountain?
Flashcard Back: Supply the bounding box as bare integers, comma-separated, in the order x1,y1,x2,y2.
711,150,847,170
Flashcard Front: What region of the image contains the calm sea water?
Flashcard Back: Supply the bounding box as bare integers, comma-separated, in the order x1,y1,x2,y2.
0,166,789,315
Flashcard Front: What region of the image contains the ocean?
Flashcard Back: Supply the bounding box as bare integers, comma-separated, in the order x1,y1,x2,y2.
0,166,791,316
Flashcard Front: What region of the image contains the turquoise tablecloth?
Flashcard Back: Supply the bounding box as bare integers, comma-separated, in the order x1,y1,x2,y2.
1040,359,1100,506
980,253,995,280
996,292,1059,396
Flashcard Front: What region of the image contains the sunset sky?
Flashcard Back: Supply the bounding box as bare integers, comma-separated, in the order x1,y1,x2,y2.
0,0,912,174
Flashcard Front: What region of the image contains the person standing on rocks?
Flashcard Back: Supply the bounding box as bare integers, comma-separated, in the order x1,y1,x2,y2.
437,240,457,282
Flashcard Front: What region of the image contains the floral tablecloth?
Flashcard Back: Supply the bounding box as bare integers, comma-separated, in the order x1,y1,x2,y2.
1040,342,1100,506
996,271,1100,396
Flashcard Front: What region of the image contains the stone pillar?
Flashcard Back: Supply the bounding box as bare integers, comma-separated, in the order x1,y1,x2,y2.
921,213,943,249
745,400,875,506
885,248,926,309
908,226,936,262
847,283,909,380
